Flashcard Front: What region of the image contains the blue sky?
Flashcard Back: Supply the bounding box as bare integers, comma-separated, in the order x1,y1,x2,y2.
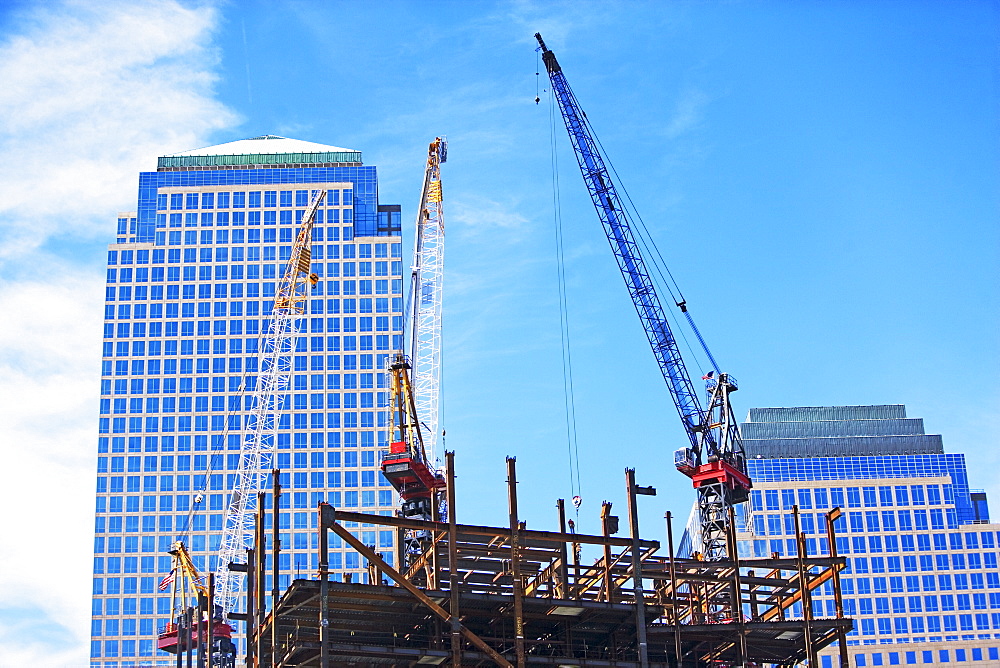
0,1,996,665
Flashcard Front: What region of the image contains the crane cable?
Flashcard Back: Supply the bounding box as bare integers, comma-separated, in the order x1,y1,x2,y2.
174,321,266,548
582,111,722,377
174,193,327,549
546,79,583,516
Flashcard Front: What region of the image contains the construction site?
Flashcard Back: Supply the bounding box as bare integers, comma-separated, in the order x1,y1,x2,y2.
124,34,860,668
220,451,851,667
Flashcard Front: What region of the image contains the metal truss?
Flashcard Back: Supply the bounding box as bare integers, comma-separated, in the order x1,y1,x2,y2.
214,190,326,617
408,138,447,469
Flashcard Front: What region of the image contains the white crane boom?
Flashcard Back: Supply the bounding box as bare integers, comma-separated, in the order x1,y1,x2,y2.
214,189,326,617
407,138,447,468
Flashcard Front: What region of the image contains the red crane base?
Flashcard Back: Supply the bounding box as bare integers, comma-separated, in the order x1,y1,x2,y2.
381,448,445,501
690,460,752,502
157,620,233,654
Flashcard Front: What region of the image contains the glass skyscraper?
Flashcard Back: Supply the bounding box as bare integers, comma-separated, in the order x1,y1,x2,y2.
90,136,404,667
737,404,1000,667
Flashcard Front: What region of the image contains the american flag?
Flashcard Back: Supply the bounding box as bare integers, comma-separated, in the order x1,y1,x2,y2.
158,570,175,591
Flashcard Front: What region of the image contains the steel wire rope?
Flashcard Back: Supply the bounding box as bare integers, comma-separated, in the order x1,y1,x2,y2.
175,195,326,597
174,310,270,547
627,213,708,377
547,86,584,513
586,126,708,373
174,258,299,560
584,124,721,373
581,112,721,377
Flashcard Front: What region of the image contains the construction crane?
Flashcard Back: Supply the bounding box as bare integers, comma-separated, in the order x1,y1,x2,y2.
213,189,326,617
535,34,751,567
378,137,449,566
380,352,446,562
157,541,236,665
408,137,447,468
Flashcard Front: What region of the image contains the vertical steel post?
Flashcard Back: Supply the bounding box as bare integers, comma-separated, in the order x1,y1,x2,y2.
395,522,405,580
600,502,614,603
557,498,575,655
506,457,526,668
726,507,747,666
446,451,462,667
748,569,760,620
197,590,206,668
246,547,256,668
556,499,570,599
665,511,683,667
207,571,215,668
271,470,281,668
793,505,817,666
186,608,194,668
825,507,849,668
625,469,649,668
430,484,440,590
568,518,580,590
176,609,184,668
318,501,330,668
255,492,266,667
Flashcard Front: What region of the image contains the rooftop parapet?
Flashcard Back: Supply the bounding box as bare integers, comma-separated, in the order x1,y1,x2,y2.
156,134,362,170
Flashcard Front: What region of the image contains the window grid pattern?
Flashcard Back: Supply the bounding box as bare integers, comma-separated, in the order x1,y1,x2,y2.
91,167,405,667
747,454,975,523
735,405,1000,667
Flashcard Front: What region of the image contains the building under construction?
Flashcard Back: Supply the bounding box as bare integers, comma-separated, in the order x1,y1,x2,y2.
236,454,851,667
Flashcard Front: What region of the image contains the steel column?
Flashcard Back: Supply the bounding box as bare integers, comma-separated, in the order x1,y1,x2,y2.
826,507,849,668
271,470,281,668
625,469,649,668
446,451,462,667
506,457,526,668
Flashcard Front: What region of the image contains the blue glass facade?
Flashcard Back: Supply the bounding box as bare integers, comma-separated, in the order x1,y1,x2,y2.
90,137,405,667
738,405,1000,667
747,454,976,524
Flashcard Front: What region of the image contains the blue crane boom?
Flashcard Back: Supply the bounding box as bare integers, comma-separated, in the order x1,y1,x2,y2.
535,35,706,453
536,33,751,566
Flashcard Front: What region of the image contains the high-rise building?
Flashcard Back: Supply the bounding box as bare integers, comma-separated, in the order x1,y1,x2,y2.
90,136,405,667
738,404,1000,667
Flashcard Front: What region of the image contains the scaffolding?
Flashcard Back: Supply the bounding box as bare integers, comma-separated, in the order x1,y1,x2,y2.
243,455,851,667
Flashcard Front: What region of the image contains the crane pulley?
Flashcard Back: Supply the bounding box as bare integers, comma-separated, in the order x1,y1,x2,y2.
535,33,751,570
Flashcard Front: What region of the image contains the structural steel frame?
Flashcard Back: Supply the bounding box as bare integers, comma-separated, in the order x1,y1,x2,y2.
243,457,851,667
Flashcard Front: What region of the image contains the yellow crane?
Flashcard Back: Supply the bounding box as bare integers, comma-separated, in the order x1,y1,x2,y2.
157,541,236,665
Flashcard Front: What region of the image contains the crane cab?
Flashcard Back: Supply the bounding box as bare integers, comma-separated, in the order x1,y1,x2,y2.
674,447,697,476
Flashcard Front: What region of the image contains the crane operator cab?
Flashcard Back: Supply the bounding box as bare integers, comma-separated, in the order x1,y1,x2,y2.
674,447,697,475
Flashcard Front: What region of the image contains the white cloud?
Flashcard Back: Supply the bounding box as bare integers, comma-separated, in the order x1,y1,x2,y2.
0,0,239,264
0,278,103,667
501,0,617,51
450,194,529,238
0,1,238,665
664,88,710,139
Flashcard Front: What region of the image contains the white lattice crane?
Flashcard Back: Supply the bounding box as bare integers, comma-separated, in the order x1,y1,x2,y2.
213,189,326,617
407,137,447,468
378,138,448,566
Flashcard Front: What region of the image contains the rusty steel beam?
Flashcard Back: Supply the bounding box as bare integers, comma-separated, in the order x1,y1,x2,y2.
320,504,513,668
330,509,659,550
